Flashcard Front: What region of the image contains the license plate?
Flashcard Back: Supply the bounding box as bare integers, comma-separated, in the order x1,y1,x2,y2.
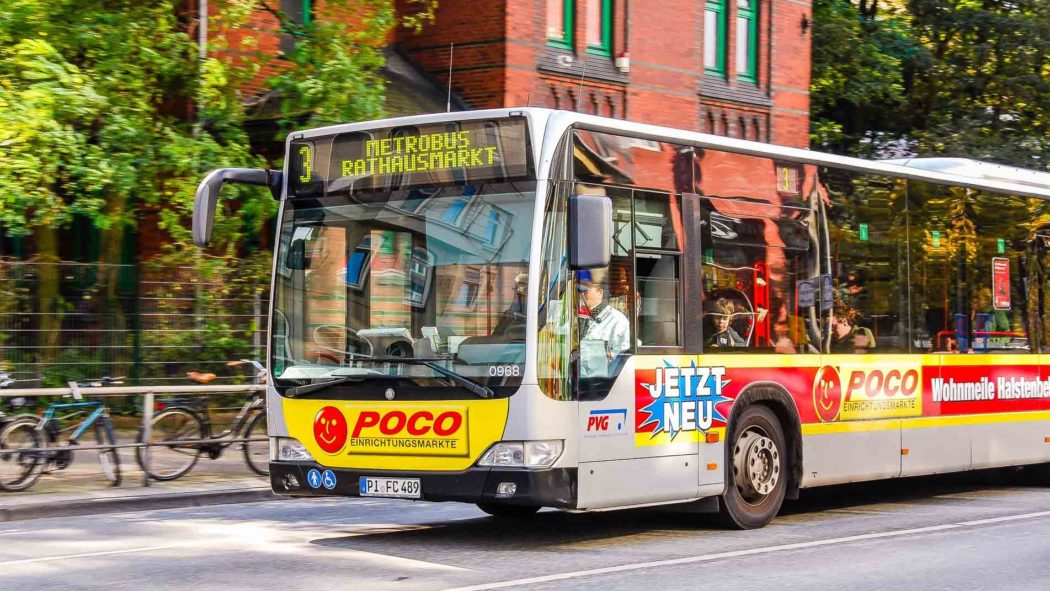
359,476,422,499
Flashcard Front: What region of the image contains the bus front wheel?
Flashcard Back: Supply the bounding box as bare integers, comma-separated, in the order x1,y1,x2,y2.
476,503,540,519
719,405,787,529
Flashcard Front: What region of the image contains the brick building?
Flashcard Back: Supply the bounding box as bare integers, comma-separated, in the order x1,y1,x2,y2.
229,0,811,148
394,0,811,147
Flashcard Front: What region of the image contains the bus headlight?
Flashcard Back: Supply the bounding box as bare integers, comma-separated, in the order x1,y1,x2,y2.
478,440,563,469
274,437,314,462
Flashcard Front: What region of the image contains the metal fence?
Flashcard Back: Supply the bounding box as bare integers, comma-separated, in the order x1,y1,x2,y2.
0,258,269,388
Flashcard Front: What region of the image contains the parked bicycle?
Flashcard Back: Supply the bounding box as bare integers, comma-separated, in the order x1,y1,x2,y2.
0,371,35,431
0,376,123,492
136,360,268,481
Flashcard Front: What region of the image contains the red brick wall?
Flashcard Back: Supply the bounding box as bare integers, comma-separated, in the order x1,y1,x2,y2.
402,0,810,147
215,1,811,147
395,0,509,108
769,0,812,148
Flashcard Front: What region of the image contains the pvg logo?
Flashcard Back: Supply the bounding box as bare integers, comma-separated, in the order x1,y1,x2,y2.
586,408,628,434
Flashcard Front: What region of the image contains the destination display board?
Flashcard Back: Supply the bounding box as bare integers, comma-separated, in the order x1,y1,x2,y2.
289,117,530,197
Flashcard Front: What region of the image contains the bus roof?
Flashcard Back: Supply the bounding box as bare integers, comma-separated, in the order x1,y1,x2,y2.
288,108,1050,200
880,158,1050,191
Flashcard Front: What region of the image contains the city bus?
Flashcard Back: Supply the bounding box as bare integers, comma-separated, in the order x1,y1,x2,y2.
193,108,1050,529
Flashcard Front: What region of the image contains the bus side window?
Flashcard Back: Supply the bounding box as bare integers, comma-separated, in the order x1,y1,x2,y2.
701,207,811,354
909,182,1033,354
824,173,908,353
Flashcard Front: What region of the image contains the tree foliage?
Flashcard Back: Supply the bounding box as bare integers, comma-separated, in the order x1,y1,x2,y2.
0,0,437,248
811,0,1050,168
0,1,265,251
0,1,435,371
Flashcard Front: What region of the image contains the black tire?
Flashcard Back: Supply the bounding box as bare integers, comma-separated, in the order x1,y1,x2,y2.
718,405,788,529
0,418,42,492
137,407,204,481
476,503,541,519
95,418,121,486
243,411,269,476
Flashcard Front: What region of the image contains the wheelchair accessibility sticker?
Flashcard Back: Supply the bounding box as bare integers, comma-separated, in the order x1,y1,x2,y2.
307,469,322,489
321,469,337,490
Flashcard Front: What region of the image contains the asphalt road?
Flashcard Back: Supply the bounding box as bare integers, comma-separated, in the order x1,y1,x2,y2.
2,472,1049,591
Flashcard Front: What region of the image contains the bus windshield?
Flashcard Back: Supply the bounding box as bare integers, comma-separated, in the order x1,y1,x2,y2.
271,182,536,398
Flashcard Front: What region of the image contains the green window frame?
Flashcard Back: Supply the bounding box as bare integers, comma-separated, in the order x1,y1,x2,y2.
735,0,758,83
547,0,574,50
704,0,727,76
586,0,613,56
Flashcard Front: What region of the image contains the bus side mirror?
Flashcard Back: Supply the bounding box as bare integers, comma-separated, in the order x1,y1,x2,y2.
568,194,612,270
193,168,283,247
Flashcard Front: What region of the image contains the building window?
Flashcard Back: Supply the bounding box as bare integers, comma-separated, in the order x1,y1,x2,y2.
735,0,758,82
547,0,574,49
279,0,313,55
704,0,727,75
585,0,613,56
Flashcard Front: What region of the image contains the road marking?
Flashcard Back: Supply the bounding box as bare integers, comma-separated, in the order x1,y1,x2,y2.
956,511,1050,527
0,545,174,566
441,510,1050,591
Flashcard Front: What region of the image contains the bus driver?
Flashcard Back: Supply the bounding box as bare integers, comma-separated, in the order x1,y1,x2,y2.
578,271,630,378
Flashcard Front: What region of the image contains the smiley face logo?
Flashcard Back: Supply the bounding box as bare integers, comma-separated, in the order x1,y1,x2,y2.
313,406,348,454
813,365,843,423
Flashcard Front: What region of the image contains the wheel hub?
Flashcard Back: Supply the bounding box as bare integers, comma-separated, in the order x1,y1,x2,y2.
733,429,781,502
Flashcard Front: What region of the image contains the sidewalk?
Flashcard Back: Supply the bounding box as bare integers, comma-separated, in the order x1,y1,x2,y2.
0,440,279,522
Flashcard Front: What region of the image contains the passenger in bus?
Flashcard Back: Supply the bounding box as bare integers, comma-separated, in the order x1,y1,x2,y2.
578,271,631,377
831,300,876,354
492,273,529,338
972,287,1010,350
706,298,746,348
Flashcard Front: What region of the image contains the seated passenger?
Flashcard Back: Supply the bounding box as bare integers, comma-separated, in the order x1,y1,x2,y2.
492,273,528,337
578,271,631,378
706,298,746,348
831,300,876,354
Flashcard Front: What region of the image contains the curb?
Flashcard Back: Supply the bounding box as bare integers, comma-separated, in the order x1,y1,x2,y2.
0,487,281,523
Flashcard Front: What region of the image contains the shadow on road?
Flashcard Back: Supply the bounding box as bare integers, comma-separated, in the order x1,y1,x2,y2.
310,468,1041,553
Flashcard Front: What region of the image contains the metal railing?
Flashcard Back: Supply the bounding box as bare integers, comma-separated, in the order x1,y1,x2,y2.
0,258,269,387
0,385,267,488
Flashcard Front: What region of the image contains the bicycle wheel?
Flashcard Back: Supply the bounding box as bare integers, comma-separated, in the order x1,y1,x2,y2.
0,418,42,492
137,407,204,481
94,417,121,486
243,411,269,476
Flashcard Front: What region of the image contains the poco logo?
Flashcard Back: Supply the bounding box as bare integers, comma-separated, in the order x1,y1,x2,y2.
351,410,463,437
345,407,470,457
313,406,348,454
814,364,922,420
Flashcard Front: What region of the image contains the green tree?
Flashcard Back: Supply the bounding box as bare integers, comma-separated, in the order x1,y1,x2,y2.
0,1,436,373
810,0,914,155
905,0,1050,166
811,0,1050,169
0,2,265,362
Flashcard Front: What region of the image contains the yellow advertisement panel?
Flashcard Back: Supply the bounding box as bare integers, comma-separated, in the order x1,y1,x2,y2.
343,405,469,457
835,361,923,420
282,398,509,471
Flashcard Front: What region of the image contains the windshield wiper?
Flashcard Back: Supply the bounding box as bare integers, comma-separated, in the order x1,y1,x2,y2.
286,376,365,398
366,357,494,399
